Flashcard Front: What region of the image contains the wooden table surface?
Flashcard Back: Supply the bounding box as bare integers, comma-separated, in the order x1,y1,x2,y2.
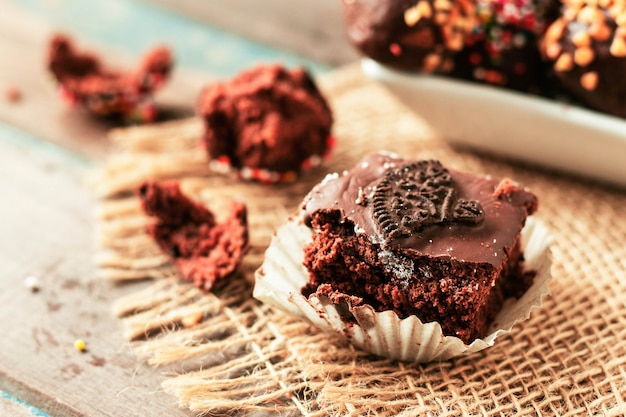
0,1,353,416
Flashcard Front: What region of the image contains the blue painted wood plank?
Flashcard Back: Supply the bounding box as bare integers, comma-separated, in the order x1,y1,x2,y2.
0,121,91,167
12,0,330,76
0,390,50,417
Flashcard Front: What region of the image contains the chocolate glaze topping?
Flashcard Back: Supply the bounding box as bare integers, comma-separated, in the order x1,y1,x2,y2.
303,152,537,266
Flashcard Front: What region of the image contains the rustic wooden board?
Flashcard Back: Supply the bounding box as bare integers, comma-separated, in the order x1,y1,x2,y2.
0,0,337,160
0,392,42,417
0,2,205,162
0,0,349,415
149,0,357,67
0,130,193,417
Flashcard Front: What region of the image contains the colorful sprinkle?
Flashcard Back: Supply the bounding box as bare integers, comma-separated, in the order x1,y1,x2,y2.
126,99,158,124
389,43,403,56
473,67,487,80
469,52,483,66
74,339,87,352
58,86,78,106
24,276,40,292
208,135,336,184
580,71,599,91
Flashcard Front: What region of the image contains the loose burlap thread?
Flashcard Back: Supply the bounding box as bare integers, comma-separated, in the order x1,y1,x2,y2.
91,64,626,416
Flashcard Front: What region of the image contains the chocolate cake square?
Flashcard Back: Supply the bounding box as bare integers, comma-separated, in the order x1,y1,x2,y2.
301,152,538,343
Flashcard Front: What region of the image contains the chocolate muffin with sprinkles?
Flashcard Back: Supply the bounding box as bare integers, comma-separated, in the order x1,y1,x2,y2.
541,0,626,117
342,0,478,74
450,0,560,94
342,0,560,93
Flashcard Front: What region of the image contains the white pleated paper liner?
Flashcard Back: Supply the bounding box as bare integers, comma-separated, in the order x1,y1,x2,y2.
253,215,553,363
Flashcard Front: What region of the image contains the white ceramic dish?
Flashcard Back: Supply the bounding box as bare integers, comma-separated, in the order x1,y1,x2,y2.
362,59,626,188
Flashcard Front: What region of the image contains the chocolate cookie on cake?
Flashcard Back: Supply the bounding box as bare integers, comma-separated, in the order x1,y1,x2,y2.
255,152,552,362
197,64,335,183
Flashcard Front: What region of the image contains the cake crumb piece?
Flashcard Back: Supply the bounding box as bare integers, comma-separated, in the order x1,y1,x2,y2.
138,181,249,292
492,178,520,198
5,87,22,103
493,178,538,214
198,64,334,181
47,33,172,122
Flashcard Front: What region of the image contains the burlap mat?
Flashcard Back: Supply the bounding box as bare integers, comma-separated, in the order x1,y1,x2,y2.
90,64,626,416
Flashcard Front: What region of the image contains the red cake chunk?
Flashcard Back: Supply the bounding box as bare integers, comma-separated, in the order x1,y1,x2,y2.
138,181,249,291
197,64,334,182
48,34,172,122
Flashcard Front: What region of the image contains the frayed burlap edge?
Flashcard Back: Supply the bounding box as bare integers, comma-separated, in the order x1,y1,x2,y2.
90,63,626,416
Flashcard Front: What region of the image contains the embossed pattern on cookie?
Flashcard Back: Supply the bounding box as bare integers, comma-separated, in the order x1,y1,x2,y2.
371,160,484,240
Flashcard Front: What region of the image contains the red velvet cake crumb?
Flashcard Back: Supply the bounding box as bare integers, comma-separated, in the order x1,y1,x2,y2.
47,34,172,122
138,181,249,291
197,64,334,182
